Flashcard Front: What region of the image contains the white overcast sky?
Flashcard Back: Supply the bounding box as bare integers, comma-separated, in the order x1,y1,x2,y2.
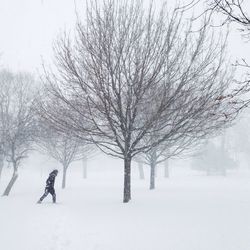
0,0,79,73
0,0,249,74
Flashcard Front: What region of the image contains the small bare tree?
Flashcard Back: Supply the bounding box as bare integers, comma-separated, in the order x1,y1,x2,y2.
0,148,4,181
137,146,171,190
137,161,145,180
0,70,36,196
40,0,249,202
164,158,169,178
36,126,84,188
138,129,205,190
0,126,5,181
81,145,96,179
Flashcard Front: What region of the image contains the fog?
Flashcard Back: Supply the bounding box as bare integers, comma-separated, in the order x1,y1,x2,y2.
0,1,250,250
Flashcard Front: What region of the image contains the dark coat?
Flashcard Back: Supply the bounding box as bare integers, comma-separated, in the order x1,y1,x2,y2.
45,172,57,189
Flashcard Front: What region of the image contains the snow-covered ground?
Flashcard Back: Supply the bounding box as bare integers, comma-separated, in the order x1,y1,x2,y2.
1,159,250,250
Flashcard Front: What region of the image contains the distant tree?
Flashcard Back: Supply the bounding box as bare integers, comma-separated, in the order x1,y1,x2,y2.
0,149,4,181
228,116,250,166
138,131,202,189
0,60,3,181
0,127,4,181
132,158,145,180
191,138,237,175
81,146,96,179
136,145,169,189
36,126,84,188
0,70,36,196
40,0,248,203
138,161,145,180
164,159,169,178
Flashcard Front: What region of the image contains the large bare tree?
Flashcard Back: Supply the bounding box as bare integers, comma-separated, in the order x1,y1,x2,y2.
0,70,36,196
39,0,248,203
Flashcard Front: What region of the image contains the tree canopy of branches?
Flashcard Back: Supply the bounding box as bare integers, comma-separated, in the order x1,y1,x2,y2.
0,70,36,196
39,0,248,203
204,0,250,74
208,0,250,37
204,0,250,100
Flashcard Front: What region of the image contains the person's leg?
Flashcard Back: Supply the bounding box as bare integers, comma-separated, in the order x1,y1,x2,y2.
38,189,49,203
49,188,56,203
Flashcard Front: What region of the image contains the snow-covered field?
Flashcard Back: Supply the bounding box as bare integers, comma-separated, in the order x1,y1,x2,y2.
1,159,250,250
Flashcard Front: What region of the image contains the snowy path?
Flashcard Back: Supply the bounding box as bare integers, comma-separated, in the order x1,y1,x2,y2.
0,169,250,250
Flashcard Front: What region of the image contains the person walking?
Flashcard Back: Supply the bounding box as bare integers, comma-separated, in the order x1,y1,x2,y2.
37,169,58,204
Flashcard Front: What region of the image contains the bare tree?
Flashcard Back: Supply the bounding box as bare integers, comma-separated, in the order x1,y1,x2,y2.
36,127,84,189
139,147,170,190
164,159,169,178
82,155,88,179
138,130,204,190
39,0,248,202
81,143,96,179
137,161,145,180
0,127,4,181
0,60,4,181
0,70,36,196
191,137,237,175
132,158,145,180
0,150,4,181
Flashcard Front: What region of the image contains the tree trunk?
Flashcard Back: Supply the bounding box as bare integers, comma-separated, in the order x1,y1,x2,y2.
150,161,156,190
149,149,157,190
0,155,4,181
62,165,68,189
221,166,226,176
7,162,11,168
155,164,158,177
123,156,132,203
138,162,144,180
82,157,87,179
2,166,18,196
221,133,227,176
206,167,211,176
164,159,169,178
